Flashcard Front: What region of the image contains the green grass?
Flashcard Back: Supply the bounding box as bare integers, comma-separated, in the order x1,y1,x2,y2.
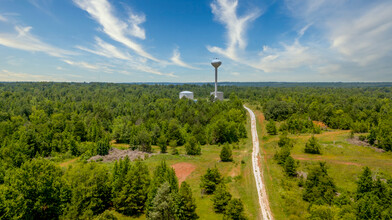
56,118,260,219
253,109,392,219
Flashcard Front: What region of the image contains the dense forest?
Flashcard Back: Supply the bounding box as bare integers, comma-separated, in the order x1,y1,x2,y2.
0,82,391,219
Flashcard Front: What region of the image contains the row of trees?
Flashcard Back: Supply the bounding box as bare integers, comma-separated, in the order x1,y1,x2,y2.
0,158,198,219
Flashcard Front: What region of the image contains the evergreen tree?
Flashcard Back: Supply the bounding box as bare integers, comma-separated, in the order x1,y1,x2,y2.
266,120,278,135
97,136,110,156
148,182,176,220
303,162,336,205
185,136,201,156
176,181,198,220
305,136,321,154
223,198,247,220
158,135,168,153
284,156,298,177
356,166,373,198
212,183,232,213
220,143,233,162
113,160,150,215
278,134,294,148
273,147,291,165
200,167,222,194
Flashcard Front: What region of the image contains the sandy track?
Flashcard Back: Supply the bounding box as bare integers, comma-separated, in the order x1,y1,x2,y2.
244,106,273,220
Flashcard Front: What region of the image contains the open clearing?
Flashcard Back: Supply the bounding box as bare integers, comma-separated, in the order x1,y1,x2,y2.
171,162,196,183
253,109,392,219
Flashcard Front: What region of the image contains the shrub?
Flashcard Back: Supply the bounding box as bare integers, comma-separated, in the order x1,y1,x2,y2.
212,183,232,213
185,136,201,156
220,144,233,162
305,136,321,154
266,120,278,135
200,167,222,194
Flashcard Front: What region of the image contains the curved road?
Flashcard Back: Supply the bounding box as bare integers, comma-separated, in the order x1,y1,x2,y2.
244,105,273,220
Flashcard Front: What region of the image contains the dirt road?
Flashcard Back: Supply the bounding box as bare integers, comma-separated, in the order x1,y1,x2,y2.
244,106,273,220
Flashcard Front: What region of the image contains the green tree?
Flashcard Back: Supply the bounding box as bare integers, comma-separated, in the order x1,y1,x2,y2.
200,167,222,194
176,181,198,220
185,136,201,156
278,134,294,148
273,147,291,165
223,198,247,220
356,166,373,198
220,143,233,162
303,162,336,205
284,156,298,177
212,183,232,213
158,135,168,153
97,137,111,156
305,136,321,154
0,159,67,219
148,182,177,220
266,120,278,135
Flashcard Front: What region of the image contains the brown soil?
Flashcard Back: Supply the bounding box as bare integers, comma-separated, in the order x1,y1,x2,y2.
171,162,196,184
88,148,154,162
312,121,328,129
59,158,78,168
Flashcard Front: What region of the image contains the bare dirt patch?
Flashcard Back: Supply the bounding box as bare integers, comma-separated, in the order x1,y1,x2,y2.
171,162,196,183
59,158,78,168
88,148,154,162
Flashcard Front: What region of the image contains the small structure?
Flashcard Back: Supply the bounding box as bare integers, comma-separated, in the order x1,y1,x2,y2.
179,91,194,99
210,91,224,100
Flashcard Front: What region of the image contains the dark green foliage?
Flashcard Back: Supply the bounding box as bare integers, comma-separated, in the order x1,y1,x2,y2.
158,135,168,153
63,162,112,219
220,143,233,162
284,156,298,177
266,120,278,135
146,161,179,217
212,183,232,213
97,137,111,156
200,167,222,194
273,147,291,165
0,159,67,219
279,116,317,134
278,134,294,148
185,136,201,156
176,181,199,220
223,198,247,220
356,167,373,198
303,162,336,205
113,159,150,216
308,205,337,220
264,100,296,121
305,136,321,154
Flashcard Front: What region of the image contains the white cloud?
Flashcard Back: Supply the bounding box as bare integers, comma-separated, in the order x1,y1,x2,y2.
252,40,318,73
0,26,75,57
170,48,199,69
0,14,7,22
0,69,65,81
73,0,159,62
63,59,100,70
76,37,132,60
328,2,392,65
207,0,261,61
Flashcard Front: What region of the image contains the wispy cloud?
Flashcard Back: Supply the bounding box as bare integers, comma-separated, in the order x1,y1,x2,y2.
207,0,261,61
0,69,65,81
73,0,159,62
0,14,7,22
76,37,132,60
0,26,75,57
63,59,100,70
170,48,199,69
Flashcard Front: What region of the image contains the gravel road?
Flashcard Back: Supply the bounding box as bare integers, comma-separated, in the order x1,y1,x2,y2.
244,105,273,220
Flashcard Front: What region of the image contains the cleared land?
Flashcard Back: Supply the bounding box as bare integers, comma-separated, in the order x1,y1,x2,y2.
56,116,260,219
253,109,392,219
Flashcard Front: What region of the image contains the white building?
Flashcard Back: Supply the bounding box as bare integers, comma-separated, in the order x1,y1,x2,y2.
179,91,194,99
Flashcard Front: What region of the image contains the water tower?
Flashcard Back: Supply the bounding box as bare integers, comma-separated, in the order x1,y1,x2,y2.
211,58,223,100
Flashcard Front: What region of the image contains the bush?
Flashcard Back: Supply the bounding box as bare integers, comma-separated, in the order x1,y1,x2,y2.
278,135,294,148
223,198,247,220
220,144,233,162
274,147,291,165
284,156,298,177
212,183,232,213
200,167,222,194
185,136,201,156
96,137,110,156
266,120,278,135
305,136,321,154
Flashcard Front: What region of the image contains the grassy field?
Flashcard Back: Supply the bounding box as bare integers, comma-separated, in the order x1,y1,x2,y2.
253,108,392,219
58,114,260,219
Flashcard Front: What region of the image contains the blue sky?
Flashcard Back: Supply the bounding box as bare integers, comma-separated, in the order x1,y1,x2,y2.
0,0,391,82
